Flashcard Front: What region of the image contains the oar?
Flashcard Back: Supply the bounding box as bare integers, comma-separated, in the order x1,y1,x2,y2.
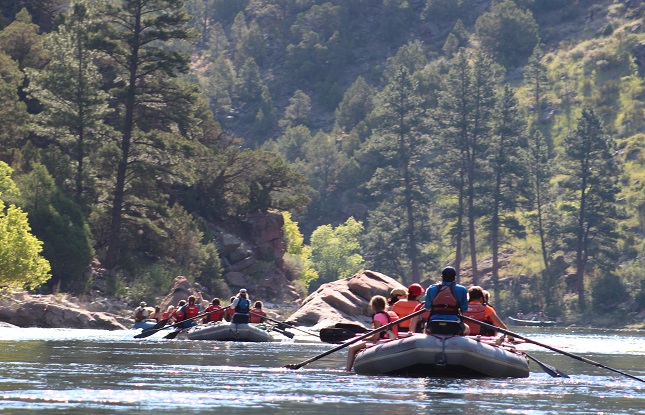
285,308,427,370
134,306,230,339
525,353,569,378
250,311,319,338
270,324,295,339
461,315,645,383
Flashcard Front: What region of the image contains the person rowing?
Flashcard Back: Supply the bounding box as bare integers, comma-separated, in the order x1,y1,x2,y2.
423,266,470,335
230,288,251,324
202,298,226,323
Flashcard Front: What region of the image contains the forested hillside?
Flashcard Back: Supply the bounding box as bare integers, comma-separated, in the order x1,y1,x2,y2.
0,0,643,323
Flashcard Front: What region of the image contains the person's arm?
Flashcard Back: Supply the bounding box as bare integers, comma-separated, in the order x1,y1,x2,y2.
490,310,509,330
458,286,468,314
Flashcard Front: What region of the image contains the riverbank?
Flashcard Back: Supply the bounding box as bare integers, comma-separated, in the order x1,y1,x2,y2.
1,285,643,331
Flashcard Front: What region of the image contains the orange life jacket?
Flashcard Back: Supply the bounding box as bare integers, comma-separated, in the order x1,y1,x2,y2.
430,283,459,316
249,309,266,324
463,303,487,335
392,300,421,329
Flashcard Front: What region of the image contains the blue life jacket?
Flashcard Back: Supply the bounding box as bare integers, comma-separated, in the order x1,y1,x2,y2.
235,298,250,314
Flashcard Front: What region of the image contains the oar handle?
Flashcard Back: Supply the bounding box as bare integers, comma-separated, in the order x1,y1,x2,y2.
285,308,427,370
461,315,645,383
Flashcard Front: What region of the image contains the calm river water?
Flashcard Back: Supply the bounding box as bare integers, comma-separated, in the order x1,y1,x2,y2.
0,326,643,415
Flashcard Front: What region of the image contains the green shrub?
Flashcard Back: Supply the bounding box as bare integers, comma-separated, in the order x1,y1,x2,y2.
591,274,629,311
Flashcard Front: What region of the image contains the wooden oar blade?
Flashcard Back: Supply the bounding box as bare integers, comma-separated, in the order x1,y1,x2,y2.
319,327,356,343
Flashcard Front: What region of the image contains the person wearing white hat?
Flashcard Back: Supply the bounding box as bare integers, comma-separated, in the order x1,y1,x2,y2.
230,288,251,324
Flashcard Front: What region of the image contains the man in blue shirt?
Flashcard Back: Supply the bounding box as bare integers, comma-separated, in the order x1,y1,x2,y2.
424,266,470,335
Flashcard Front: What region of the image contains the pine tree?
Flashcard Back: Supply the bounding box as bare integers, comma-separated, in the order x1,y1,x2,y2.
92,0,191,269
365,66,431,283
27,0,112,203
435,50,498,284
527,128,552,269
561,108,622,310
524,43,549,118
487,84,528,303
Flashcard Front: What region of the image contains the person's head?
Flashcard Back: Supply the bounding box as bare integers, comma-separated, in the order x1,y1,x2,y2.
239,288,248,298
229,296,236,303
468,286,484,302
390,287,407,303
166,305,175,312
188,295,196,304
441,266,457,282
254,301,263,309
155,305,161,312
177,300,186,307
211,298,221,306
370,295,387,313
140,301,146,307
407,283,424,299
482,290,490,304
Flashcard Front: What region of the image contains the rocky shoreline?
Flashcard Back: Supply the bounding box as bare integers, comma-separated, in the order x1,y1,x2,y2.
1,270,642,331
0,270,407,331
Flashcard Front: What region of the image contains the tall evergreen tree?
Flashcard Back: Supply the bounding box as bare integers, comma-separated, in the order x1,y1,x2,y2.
487,84,527,303
92,0,191,269
561,108,622,310
527,127,552,269
435,50,498,284
27,0,112,203
523,43,549,118
365,66,431,284
435,51,470,280
464,50,497,284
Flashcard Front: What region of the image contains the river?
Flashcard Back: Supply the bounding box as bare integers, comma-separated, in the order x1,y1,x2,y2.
0,326,643,414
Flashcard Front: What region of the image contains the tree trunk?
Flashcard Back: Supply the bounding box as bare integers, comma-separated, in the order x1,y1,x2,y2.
576,176,588,310
105,6,141,270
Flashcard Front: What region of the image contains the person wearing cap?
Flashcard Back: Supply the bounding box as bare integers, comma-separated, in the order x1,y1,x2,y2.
387,287,407,310
230,288,251,324
423,266,470,335
392,283,424,332
133,301,150,322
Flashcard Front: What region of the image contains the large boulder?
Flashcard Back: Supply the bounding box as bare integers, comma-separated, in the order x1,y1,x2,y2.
8,300,126,330
287,270,406,329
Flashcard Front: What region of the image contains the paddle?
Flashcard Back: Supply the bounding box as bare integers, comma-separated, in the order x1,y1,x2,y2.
525,353,569,378
284,308,427,370
461,315,645,383
250,311,319,338
134,305,230,339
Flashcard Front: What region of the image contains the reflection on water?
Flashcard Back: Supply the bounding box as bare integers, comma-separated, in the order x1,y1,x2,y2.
0,327,643,414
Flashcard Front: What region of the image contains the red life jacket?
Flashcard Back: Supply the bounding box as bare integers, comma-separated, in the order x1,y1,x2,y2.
173,309,185,322
374,311,399,339
249,309,266,324
430,283,459,316
205,305,225,322
183,304,200,320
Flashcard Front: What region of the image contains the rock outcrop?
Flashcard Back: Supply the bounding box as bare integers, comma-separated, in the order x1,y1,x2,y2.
0,294,127,330
214,211,300,303
286,270,406,329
